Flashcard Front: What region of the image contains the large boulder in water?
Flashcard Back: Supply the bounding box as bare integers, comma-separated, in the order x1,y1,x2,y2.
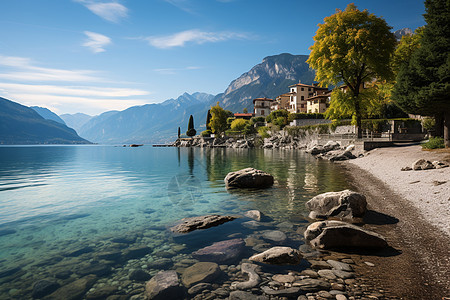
249,247,302,265
304,220,388,249
145,270,184,300
192,238,245,263
170,215,236,233
305,190,367,220
224,168,274,188
181,262,222,287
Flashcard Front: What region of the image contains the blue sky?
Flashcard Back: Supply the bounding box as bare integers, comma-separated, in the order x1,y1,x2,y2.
0,0,426,116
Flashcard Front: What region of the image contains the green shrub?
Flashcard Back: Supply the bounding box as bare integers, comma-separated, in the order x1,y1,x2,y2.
243,123,256,135
250,116,266,124
257,126,270,138
266,109,289,123
201,130,212,137
421,137,444,149
230,118,248,132
422,117,435,131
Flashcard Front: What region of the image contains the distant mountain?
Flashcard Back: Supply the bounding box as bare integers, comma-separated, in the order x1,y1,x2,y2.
0,97,90,144
31,106,66,125
74,53,315,144
77,92,214,144
394,28,413,40
60,113,92,133
214,53,316,112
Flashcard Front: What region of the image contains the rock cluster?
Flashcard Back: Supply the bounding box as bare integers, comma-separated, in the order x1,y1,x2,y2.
401,159,449,171
170,215,237,233
307,141,359,161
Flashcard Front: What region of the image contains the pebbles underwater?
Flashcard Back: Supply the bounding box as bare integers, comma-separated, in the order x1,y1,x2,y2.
0,210,394,299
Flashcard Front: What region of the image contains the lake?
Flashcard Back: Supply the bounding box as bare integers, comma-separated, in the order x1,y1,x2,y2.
0,145,350,298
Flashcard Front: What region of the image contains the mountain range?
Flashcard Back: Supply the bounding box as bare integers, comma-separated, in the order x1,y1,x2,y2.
2,53,316,144
0,97,89,144
58,53,315,144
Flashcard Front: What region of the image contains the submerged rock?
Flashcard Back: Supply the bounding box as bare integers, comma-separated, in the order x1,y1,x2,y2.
229,290,269,300
192,238,245,263
304,220,388,249
230,263,260,290
293,278,331,292
145,270,183,300
305,190,367,220
244,210,264,221
249,246,302,265
224,168,274,188
261,230,287,243
129,269,151,281
32,279,60,299
47,275,97,300
181,262,222,287
170,215,236,233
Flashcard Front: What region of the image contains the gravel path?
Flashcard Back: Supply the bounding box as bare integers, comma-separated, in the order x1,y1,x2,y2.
347,145,450,236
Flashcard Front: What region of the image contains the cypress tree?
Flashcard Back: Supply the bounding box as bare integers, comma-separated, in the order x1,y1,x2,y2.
206,110,212,131
177,127,181,138
392,0,450,146
186,115,196,137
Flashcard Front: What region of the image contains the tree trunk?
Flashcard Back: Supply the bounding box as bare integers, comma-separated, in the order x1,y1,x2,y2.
435,113,444,137
354,95,362,139
444,111,450,148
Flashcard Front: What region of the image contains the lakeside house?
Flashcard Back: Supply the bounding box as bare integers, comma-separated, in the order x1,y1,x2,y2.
253,97,274,117
286,82,330,113
271,93,290,111
306,90,332,113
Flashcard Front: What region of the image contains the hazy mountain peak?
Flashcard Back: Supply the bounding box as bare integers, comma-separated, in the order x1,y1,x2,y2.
31,106,66,125
394,28,413,40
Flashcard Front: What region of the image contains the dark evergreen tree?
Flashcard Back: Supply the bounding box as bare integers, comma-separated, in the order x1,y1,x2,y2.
177,127,181,138
206,110,212,130
392,0,450,146
186,115,196,137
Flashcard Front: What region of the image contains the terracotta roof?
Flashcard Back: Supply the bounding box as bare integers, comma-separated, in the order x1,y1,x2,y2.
253,97,274,103
234,113,254,117
288,83,315,88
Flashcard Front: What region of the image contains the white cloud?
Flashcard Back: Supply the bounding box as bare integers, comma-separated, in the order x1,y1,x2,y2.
83,31,112,53
153,66,202,75
164,0,194,13
0,54,153,115
75,0,128,23
0,55,100,82
146,29,250,49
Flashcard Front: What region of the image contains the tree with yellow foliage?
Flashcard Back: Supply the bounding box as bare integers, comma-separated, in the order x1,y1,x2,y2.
307,3,396,137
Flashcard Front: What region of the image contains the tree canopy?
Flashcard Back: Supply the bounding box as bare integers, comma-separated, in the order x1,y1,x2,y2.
392,0,450,146
209,102,233,134
307,3,396,137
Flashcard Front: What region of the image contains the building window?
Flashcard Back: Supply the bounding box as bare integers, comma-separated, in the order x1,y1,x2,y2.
301,96,304,100
301,87,304,91
261,102,264,107
308,88,311,91
301,104,304,108
261,110,265,115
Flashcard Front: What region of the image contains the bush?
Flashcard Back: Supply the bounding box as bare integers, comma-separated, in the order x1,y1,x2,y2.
266,109,289,123
257,126,270,138
422,117,435,131
421,137,444,149
230,118,248,132
273,116,288,128
243,123,256,135
251,116,265,124
201,130,212,137
288,113,325,122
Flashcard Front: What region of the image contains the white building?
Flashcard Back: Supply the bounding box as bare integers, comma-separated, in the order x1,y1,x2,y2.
253,97,273,117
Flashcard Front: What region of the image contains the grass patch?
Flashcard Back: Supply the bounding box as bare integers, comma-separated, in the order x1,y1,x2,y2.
421,137,444,149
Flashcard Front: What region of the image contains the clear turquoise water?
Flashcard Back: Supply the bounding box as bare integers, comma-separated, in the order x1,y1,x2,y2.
0,145,350,297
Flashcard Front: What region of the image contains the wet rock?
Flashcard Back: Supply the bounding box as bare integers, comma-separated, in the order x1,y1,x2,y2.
47,275,97,300
213,287,229,297
242,220,262,229
147,258,173,269
261,286,301,296
76,263,112,277
181,262,222,287
129,269,151,281
317,269,337,280
412,159,434,170
0,228,16,237
85,286,118,300
292,278,331,292
317,290,334,299
224,168,274,188
230,263,260,290
187,283,212,295
262,230,287,243
309,260,331,270
32,279,60,298
192,238,245,264
300,269,319,278
304,221,388,249
54,270,72,279
145,270,183,300
170,215,236,233
244,210,264,221
326,260,352,272
332,270,355,279
272,274,296,283
97,251,122,261
229,290,269,300
0,266,21,278
305,190,367,220
111,235,137,244
66,246,94,257
336,295,348,300
249,246,302,265
123,246,151,259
